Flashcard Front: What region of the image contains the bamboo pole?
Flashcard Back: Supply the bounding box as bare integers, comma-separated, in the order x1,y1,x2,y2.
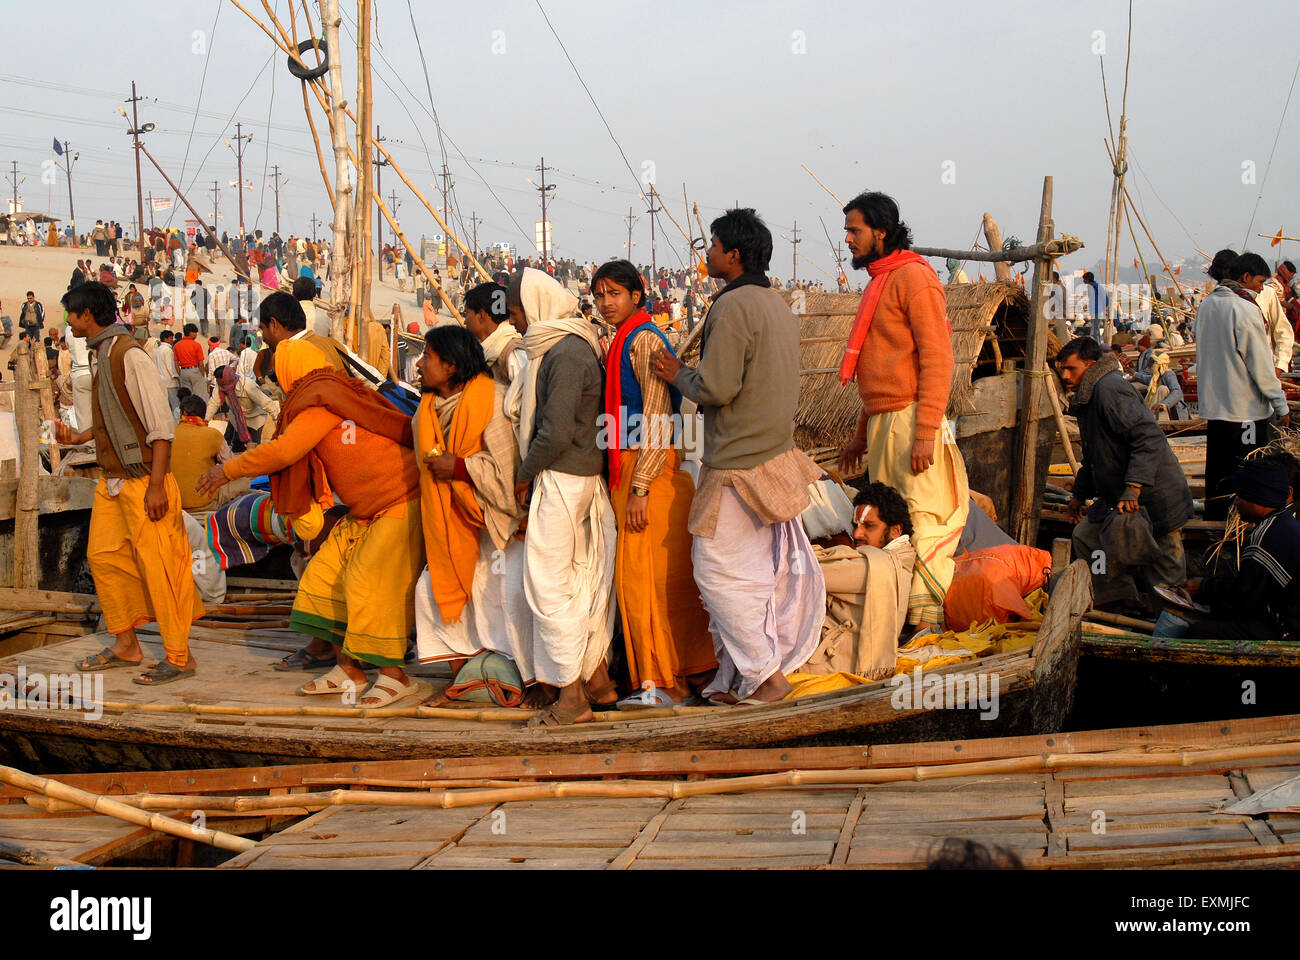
802,163,844,207
981,213,1013,283
12,342,39,590
1045,371,1079,475
913,238,1085,265
320,0,352,345
0,763,256,852
375,191,463,323
65,739,1300,815
352,0,374,356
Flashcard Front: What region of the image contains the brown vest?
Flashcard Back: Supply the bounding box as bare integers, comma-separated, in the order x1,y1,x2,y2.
91,335,155,479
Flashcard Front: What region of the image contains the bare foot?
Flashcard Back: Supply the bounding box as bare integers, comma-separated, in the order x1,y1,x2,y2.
523,683,558,709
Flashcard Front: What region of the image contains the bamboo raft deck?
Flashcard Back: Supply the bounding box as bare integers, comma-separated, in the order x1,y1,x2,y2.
5,713,1300,869
0,563,1093,774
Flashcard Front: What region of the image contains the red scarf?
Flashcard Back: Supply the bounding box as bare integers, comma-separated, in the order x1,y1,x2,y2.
180,415,207,428
837,250,947,384
603,310,652,491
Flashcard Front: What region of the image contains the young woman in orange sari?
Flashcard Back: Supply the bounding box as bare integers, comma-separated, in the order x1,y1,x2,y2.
594,260,715,706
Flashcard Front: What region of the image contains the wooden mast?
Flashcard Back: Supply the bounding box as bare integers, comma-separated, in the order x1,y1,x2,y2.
352,0,374,356
319,0,352,344
1009,176,1055,545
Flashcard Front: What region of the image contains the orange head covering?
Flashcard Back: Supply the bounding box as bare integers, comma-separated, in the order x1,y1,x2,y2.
274,337,333,393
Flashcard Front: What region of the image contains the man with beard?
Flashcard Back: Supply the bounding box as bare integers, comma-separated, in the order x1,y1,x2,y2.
837,191,969,632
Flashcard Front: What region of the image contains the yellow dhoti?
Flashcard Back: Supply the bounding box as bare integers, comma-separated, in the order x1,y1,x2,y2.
864,403,969,628
289,498,424,666
611,449,716,691
88,475,205,666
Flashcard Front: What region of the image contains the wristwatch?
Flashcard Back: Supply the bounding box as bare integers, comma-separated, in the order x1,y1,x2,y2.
632,486,649,497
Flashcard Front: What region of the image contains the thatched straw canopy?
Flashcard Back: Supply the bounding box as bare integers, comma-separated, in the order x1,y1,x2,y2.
789,281,1044,459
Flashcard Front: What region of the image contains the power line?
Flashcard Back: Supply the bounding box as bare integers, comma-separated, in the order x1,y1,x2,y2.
174,1,222,216
533,0,685,269
1243,54,1300,247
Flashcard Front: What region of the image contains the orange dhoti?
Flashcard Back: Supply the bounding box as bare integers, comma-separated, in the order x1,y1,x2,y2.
88,475,205,666
611,448,716,691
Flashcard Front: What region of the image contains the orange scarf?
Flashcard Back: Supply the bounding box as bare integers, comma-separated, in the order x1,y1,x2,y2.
602,310,652,491
415,373,494,624
838,250,946,384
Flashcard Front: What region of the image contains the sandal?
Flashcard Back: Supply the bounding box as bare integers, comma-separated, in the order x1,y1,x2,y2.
297,664,360,697
132,660,196,686
356,674,424,708
77,647,143,672
271,647,337,671
526,700,592,728
585,679,620,710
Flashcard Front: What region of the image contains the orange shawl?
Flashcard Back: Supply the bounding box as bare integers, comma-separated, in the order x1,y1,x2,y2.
269,367,414,518
415,373,495,624
838,250,948,384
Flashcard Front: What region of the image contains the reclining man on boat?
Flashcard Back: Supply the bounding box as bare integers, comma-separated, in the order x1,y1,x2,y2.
412,325,535,706
196,292,427,707
651,208,825,705
803,482,916,680
54,281,206,685
1184,459,1300,644
1057,336,1193,617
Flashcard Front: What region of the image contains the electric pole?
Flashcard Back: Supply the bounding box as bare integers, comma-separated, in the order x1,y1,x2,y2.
469,210,482,258
7,161,19,213
146,191,154,230
533,157,554,260
622,205,638,257
62,141,77,235
372,126,388,276
127,82,146,258
646,194,661,284
269,163,286,236
310,212,320,242
791,220,801,284
226,122,253,240
387,189,401,272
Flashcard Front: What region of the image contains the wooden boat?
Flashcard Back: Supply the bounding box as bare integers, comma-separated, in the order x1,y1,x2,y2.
5,710,1300,870
0,561,1092,774
1073,626,1300,730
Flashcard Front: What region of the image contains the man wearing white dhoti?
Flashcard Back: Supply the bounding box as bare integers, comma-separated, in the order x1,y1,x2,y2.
652,208,826,704
508,268,617,726
411,326,533,700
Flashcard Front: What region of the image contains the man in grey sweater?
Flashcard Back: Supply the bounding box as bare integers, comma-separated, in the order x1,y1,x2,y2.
653,209,825,704
508,268,617,726
1195,253,1290,520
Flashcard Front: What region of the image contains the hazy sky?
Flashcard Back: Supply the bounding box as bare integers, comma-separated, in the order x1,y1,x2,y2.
4,0,1297,282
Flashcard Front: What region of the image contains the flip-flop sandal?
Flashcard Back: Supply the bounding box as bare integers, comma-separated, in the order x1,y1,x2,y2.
271,647,337,671
132,661,196,686
297,664,360,697
526,700,591,728
356,674,424,708
616,688,689,710
77,647,143,672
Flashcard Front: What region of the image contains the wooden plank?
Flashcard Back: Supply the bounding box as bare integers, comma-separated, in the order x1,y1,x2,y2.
1044,776,1067,856
1066,821,1253,850
831,789,866,866
607,798,678,870
638,840,835,860
628,855,831,870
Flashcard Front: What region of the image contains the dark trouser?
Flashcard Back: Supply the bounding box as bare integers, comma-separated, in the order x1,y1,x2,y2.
1072,518,1186,606
94,239,105,256
1205,418,1270,521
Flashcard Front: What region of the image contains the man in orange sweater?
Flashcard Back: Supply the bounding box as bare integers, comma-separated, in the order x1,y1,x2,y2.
196,294,426,707
837,192,969,630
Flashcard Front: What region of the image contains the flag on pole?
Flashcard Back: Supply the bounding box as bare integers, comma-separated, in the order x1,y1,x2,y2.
52,138,62,156
1272,228,1284,247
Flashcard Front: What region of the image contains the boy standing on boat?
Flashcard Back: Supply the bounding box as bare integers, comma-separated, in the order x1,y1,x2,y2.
54,281,205,685
837,191,969,632
651,209,825,705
